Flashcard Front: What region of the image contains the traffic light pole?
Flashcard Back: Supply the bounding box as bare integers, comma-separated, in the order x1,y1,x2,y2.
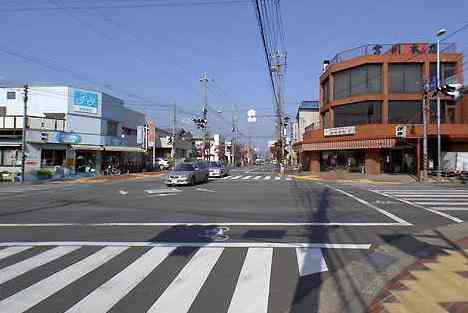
201,72,209,161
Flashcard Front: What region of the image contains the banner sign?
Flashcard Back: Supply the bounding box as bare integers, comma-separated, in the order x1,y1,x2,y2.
72,89,99,114
324,126,356,137
137,126,145,145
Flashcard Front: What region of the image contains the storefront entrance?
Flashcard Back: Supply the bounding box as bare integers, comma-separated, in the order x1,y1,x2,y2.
381,148,416,174
320,150,365,172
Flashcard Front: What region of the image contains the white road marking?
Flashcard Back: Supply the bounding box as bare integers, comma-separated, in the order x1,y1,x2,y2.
196,188,216,193
325,185,412,226
296,248,328,276
0,246,127,313
144,188,182,194
147,248,223,313
0,246,80,285
0,222,406,227
0,241,371,249
228,247,272,313
275,176,281,181
231,176,242,180
286,177,292,181
222,176,231,180
65,247,175,313
242,176,252,180
374,189,468,192
264,176,271,180
118,190,128,195
254,176,262,180
0,246,32,261
157,194,179,197
429,207,468,211
414,202,468,205
371,190,464,223
400,195,468,198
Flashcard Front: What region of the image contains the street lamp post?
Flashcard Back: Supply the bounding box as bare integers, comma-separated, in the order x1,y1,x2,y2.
436,28,446,177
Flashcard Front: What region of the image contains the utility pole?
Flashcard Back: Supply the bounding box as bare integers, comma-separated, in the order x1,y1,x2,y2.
200,72,209,161
171,101,176,159
271,51,286,168
422,91,428,180
435,28,446,176
21,85,28,184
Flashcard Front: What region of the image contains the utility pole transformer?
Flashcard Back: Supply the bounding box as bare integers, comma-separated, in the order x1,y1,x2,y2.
21,85,29,183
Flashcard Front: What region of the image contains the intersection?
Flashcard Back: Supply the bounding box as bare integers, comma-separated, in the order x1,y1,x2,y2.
0,166,466,313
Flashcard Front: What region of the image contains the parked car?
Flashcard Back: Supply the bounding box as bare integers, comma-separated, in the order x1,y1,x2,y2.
209,161,228,177
164,161,209,186
156,158,170,170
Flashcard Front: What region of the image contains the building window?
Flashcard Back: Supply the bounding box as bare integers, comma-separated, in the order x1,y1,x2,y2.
41,149,65,167
6,91,16,100
107,120,118,137
389,63,423,93
334,64,382,99
429,100,456,124
0,148,20,166
430,63,456,84
334,101,382,127
388,101,422,124
0,107,6,116
323,79,330,104
322,111,330,128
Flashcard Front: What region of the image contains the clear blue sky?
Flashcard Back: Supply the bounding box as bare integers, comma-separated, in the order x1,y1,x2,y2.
0,0,467,153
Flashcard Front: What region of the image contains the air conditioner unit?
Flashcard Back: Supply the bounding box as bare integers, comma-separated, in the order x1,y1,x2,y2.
395,125,407,138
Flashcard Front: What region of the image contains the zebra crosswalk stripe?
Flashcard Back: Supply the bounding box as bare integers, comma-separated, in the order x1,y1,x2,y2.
242,176,252,180
0,246,80,285
65,247,176,313
274,177,281,181
228,248,273,313
231,176,242,180
147,248,224,313
264,176,271,180
0,246,32,261
254,176,262,180
0,246,127,313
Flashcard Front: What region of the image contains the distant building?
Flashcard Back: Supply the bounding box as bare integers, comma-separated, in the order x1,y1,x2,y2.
293,100,320,142
193,134,225,162
152,127,193,160
0,86,146,179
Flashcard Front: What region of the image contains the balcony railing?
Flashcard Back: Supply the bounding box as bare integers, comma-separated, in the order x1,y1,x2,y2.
330,42,457,65
0,115,65,131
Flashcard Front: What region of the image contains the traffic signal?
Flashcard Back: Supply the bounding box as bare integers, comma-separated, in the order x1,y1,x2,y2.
441,83,463,99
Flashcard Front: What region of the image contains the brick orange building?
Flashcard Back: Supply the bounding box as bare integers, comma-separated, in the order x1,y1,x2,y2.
298,43,466,175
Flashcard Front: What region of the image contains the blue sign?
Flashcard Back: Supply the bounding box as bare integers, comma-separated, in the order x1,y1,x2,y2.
49,132,82,144
73,89,99,114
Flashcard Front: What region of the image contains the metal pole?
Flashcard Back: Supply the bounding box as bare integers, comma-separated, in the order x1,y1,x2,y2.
436,37,442,176
171,101,176,159
201,72,209,161
21,85,28,184
422,94,428,180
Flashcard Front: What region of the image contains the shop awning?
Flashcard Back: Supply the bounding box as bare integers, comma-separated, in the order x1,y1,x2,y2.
0,142,21,147
103,146,146,153
302,138,396,151
70,144,104,151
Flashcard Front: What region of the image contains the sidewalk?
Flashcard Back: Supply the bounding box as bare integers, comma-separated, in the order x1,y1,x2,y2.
0,171,166,187
289,171,418,185
317,222,468,313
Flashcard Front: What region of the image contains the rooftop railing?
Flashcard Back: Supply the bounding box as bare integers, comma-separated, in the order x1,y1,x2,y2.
330,42,457,65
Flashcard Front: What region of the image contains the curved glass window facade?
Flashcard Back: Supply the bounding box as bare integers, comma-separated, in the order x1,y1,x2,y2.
334,101,381,127
334,64,382,99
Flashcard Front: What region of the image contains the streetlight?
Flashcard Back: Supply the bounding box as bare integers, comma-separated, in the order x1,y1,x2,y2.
436,28,446,176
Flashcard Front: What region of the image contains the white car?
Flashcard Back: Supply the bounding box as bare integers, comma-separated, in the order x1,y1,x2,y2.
156,158,170,170
209,161,229,177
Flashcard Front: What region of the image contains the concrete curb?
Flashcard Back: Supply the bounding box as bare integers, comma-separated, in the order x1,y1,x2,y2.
288,175,404,185
318,222,468,313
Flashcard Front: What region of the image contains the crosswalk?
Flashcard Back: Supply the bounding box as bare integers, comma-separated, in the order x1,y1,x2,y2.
216,175,292,182
0,243,329,313
371,188,468,220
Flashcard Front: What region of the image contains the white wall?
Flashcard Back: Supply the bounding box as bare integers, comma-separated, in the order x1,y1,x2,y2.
0,86,68,116
297,110,320,141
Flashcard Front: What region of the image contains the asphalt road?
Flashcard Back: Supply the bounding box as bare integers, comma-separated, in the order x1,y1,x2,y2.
0,165,466,313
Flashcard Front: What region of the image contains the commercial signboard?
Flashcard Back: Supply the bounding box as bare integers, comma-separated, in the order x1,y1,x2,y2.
324,126,356,137
72,89,99,114
137,126,145,145
147,119,156,148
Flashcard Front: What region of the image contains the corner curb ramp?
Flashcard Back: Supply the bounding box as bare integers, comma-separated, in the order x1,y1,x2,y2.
316,222,468,313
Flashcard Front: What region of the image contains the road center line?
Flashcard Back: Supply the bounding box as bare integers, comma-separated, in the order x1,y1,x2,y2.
323,184,412,226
